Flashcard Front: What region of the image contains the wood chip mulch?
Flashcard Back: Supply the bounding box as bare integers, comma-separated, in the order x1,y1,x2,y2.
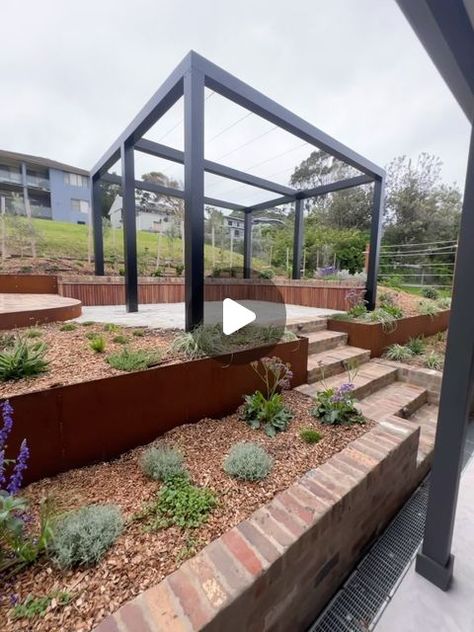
0,323,183,399
0,390,373,632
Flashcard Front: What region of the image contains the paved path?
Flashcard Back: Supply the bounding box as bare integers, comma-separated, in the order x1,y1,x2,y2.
74,301,342,329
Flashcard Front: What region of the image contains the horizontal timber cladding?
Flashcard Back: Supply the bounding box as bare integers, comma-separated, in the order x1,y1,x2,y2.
0,274,58,294
57,276,363,310
327,310,450,357
93,416,421,632
3,337,307,485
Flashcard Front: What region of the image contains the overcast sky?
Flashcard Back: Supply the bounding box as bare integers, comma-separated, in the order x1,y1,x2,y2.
1,0,470,206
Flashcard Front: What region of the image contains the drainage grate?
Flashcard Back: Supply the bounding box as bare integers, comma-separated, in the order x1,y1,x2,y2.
309,424,474,632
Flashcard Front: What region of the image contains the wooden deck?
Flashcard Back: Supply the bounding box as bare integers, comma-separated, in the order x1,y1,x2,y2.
0,293,82,330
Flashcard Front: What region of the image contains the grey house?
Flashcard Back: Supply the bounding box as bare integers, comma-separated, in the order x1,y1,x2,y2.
0,149,91,224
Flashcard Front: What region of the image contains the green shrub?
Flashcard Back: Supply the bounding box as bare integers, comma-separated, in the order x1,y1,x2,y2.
406,336,425,355
378,291,395,307
25,328,42,338
151,267,163,277
259,269,274,279
384,275,403,289
437,297,451,310
103,323,120,333
11,591,72,621
223,442,273,481
149,474,217,530
89,335,106,353
106,348,161,371
112,335,128,344
362,308,398,332
418,301,439,317
423,351,443,370
300,428,322,444
171,324,226,359
380,304,404,319
50,504,123,568
140,446,185,481
0,338,48,381
175,263,184,276
0,333,15,350
384,344,414,362
59,322,77,332
132,329,146,337
347,303,368,318
421,287,439,300
81,321,95,327
312,383,365,425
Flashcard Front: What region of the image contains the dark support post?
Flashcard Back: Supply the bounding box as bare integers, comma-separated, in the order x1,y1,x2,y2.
365,177,384,310
416,123,474,590
292,198,304,279
91,175,104,276
121,142,138,312
243,212,252,278
183,67,205,331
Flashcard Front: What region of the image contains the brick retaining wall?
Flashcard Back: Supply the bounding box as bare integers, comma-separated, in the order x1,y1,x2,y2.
94,416,420,632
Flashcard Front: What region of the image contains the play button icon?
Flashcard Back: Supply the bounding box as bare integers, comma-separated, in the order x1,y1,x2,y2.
223,298,256,335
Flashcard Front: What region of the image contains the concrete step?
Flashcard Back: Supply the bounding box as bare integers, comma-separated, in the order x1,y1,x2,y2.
306,346,371,383
407,403,439,474
297,359,398,400
358,381,428,422
303,330,348,355
287,318,328,335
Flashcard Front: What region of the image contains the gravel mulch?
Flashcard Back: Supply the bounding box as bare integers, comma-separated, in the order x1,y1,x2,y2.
0,323,183,399
1,390,373,632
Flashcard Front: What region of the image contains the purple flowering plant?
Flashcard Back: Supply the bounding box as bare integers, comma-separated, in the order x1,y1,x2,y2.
0,400,53,577
241,357,294,437
312,364,365,426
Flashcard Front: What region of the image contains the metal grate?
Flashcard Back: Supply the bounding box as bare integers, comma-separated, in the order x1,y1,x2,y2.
309,425,474,632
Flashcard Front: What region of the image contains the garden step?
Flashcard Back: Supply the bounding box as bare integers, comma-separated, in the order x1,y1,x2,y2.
306,346,371,383
297,359,398,400
303,330,348,355
357,381,428,422
407,403,439,473
287,318,328,335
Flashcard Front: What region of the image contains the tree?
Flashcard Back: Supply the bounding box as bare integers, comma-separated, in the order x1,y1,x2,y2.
136,172,184,220
99,177,120,218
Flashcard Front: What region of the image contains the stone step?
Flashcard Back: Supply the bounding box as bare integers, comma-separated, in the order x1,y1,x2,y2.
408,403,439,473
303,330,348,355
357,381,428,422
287,318,328,335
306,346,371,383
297,359,398,400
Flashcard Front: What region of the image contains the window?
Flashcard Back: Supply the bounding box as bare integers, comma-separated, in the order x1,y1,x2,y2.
71,199,90,214
64,172,88,187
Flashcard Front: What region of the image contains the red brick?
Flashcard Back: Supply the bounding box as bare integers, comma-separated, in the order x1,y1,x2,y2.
345,445,379,469
222,528,264,577
267,500,306,537
277,490,314,525
143,581,190,632
187,554,230,610
332,452,371,478
290,482,330,517
300,474,338,505
251,508,295,549
238,520,280,564
119,599,152,632
206,540,252,592
168,568,212,630
93,616,122,632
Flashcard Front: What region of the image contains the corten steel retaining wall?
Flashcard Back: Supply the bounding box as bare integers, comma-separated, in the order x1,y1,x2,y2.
0,297,82,330
57,276,363,310
328,310,450,357
0,274,58,294
4,337,307,485
94,416,421,632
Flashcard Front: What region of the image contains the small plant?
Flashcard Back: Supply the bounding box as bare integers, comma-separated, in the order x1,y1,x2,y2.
0,337,48,381
132,329,146,337
147,474,217,530
312,383,365,426
300,428,322,444
89,335,106,353
175,263,184,276
25,328,42,338
421,286,439,300
50,504,124,568
347,303,368,318
59,322,77,332
384,344,414,362
362,308,398,332
171,324,226,359
81,321,95,327
103,323,120,333
140,446,185,481
106,348,161,371
151,267,163,277
112,334,128,344
437,297,451,310
10,591,72,621
0,333,15,350
241,357,293,437
223,442,273,481
423,351,444,370
418,301,439,317
378,291,395,307
406,336,425,355
259,269,274,279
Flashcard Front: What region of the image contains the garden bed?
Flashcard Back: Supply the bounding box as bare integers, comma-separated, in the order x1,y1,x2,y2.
0,390,372,632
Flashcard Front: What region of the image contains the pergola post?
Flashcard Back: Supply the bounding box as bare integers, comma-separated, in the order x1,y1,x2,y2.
91,175,104,276
121,142,138,312
415,123,474,590
292,198,304,279
243,212,252,279
183,67,205,331
365,176,384,310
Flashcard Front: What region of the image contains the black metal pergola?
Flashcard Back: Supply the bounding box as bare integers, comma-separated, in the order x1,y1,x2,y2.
90,51,385,331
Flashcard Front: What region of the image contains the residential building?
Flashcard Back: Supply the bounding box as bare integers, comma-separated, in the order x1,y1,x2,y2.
0,149,91,224
109,195,181,234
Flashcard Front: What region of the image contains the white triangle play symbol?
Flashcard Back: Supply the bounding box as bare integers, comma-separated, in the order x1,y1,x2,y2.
222,298,256,335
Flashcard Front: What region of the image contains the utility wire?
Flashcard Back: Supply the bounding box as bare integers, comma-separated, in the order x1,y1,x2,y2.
206,112,253,143
381,240,457,249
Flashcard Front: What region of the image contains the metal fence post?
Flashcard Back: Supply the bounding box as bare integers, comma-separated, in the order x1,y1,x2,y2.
292,198,304,279
366,177,384,310
121,142,138,312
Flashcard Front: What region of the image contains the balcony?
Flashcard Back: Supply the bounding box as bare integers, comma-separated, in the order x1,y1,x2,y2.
26,174,50,191
0,169,22,186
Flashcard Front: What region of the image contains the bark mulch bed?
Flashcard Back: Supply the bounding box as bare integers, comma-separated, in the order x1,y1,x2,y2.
377,286,439,316
0,322,182,399
1,390,373,632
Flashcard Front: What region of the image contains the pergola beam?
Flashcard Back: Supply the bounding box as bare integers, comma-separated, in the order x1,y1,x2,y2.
135,138,296,196
297,174,373,199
